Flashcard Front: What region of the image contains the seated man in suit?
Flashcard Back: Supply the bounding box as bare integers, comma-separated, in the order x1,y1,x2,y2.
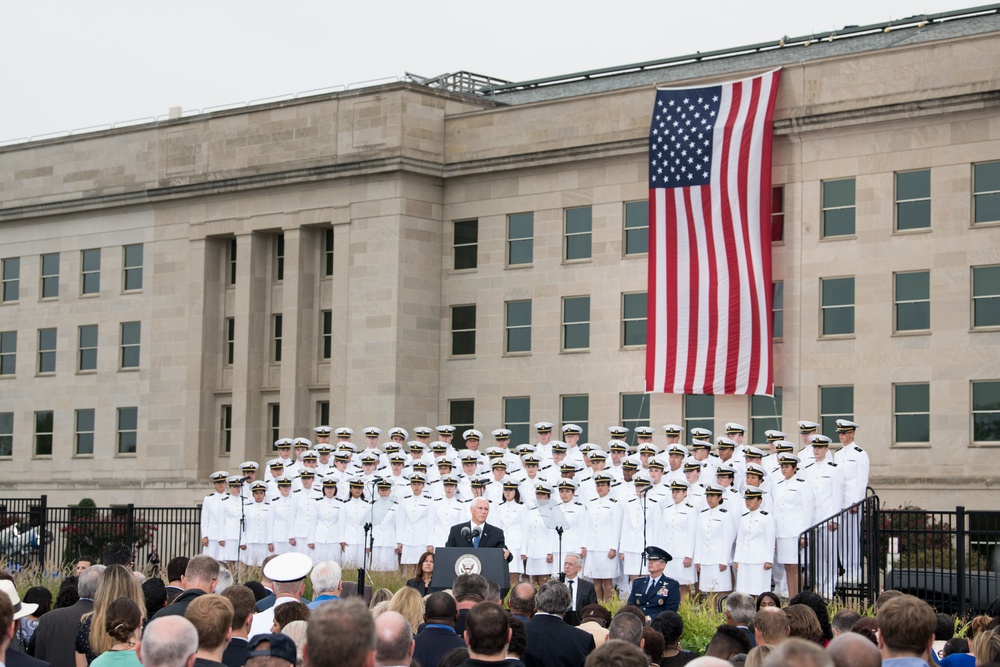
561,553,597,627
626,546,680,622
444,497,513,562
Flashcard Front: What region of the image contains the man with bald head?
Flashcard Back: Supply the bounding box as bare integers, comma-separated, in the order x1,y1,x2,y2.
374,612,413,667
138,616,199,667
827,632,882,667
444,497,513,562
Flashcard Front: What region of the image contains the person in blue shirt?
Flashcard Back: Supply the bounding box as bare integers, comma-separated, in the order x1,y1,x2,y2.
626,546,680,621
306,561,341,610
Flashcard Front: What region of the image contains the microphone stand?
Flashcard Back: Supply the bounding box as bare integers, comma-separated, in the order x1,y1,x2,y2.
358,479,377,597
237,485,247,584
557,526,565,582
641,490,648,570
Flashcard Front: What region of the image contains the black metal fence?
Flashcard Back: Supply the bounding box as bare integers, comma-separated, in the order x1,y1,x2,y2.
0,496,200,571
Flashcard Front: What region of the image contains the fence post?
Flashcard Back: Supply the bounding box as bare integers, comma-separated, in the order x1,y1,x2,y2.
956,505,966,617
865,495,880,605
126,504,135,551
37,495,48,570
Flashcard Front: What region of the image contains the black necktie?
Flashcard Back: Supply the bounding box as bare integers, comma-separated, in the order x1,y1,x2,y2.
646,576,658,595
568,580,575,610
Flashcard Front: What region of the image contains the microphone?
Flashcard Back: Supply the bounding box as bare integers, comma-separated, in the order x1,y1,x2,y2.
238,476,252,483
461,526,471,540
471,527,481,538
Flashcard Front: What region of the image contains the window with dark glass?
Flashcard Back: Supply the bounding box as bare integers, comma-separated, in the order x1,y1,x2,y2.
624,201,649,255
454,220,478,270
451,305,476,356
507,213,534,266
822,178,856,238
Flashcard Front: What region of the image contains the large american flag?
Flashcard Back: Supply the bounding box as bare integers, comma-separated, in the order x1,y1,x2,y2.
645,69,780,396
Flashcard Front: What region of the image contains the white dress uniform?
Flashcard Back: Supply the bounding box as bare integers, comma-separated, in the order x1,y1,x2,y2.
660,497,699,585
201,490,227,560
522,503,557,576
772,473,815,565
240,499,270,566
291,488,319,554
619,494,659,576
395,492,436,565
368,499,399,572
494,499,529,574
834,437,870,581
217,491,243,562
583,495,622,579
693,500,735,593
308,496,344,563
340,495,370,568
432,495,469,548
268,493,297,555
801,455,843,598
733,507,777,595
555,498,590,557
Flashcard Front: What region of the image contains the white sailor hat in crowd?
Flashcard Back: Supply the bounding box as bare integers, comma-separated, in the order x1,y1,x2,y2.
268,459,285,470
725,422,746,435
300,450,318,462
634,426,655,437
263,552,313,583
633,472,653,487
315,443,334,454
690,427,712,440
335,427,354,437
0,581,37,620
492,429,512,439
491,459,508,470
608,440,629,453
716,437,737,449
810,434,833,446
431,441,448,452
705,483,725,496
774,440,796,453
275,476,293,487
441,475,460,486
470,476,490,488
765,430,786,442
250,481,267,493
274,439,293,450
559,462,581,474
534,481,553,495
240,461,259,472
383,442,402,453
778,453,801,466
588,449,608,461
743,446,766,459
744,487,766,500
562,424,582,435
663,424,684,436
388,453,408,464
689,439,712,450
797,420,820,433
715,463,736,478
376,477,394,490
666,444,689,457
338,442,357,453
593,472,614,485
407,441,425,451
436,425,456,435
637,443,658,456
299,470,316,480
621,456,640,471
485,447,506,458
334,451,352,462
414,427,433,437
550,441,568,453
363,427,382,438
836,419,859,432
522,455,541,466
745,463,767,477
408,472,427,484
410,461,429,471
360,452,381,465
502,477,520,491
227,475,243,486
463,429,483,441
293,437,312,449
646,455,666,471
608,425,629,439
210,471,229,482
459,450,479,463
578,443,598,454
516,444,536,456
670,480,690,491
557,479,578,491
534,422,554,433
313,426,332,436
682,457,703,472
437,457,456,469
389,427,409,440
348,478,365,488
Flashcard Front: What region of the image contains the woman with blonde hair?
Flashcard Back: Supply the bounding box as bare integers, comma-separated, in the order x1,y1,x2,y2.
971,631,1000,666
386,586,424,635
745,644,773,667
89,598,142,667
76,565,146,666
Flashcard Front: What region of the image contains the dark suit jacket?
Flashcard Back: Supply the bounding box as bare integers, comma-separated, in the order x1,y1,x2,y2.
737,625,756,649
30,598,93,667
523,613,595,667
221,637,249,667
7,647,51,667
152,588,207,619
562,578,598,626
444,522,513,562
412,625,466,667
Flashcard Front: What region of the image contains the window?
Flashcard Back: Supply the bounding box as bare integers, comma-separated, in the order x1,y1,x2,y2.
565,206,592,261
117,407,138,455
896,170,931,231
822,178,856,238
622,292,647,347
621,393,650,448
40,253,59,298
0,412,11,457
624,201,649,255
120,322,141,369
221,405,232,454
81,249,101,295
123,244,143,291
272,315,283,362
973,381,1000,443
894,271,930,332
771,186,785,242
274,234,285,281
751,389,783,444
821,277,855,336
225,318,235,366
450,399,475,449
451,305,476,356
0,331,15,376
504,397,531,447
317,401,330,426
38,328,57,374
268,403,280,448
2,257,20,302
75,409,95,456
684,395,714,444
507,213,534,266
321,310,332,359
973,161,1000,225
894,383,929,445
227,238,237,286
820,385,854,437
772,281,784,338
34,411,54,457
562,296,590,350
972,266,1000,328
561,395,589,443
454,220,478,270
78,325,98,372
324,229,334,277
505,300,531,354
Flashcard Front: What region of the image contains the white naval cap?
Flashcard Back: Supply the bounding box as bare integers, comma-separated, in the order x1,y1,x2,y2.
491,429,512,438
263,552,313,583
836,419,859,431
797,420,820,433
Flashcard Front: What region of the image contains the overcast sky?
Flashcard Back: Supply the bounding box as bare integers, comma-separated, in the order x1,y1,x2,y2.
0,0,979,142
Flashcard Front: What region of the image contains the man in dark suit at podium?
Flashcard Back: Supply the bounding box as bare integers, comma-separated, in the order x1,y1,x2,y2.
444,497,513,562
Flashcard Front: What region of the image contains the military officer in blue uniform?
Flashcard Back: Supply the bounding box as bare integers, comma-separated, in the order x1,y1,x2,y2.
626,545,681,621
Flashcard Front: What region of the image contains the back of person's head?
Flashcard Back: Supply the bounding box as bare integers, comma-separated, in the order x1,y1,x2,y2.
535,580,571,616
79,564,105,598
464,602,509,657
374,611,413,666
725,593,757,626
102,543,133,567
272,601,310,631
167,557,190,583
438,648,469,667
971,631,1000,666
425,591,458,623
943,637,969,657
826,631,882,667
142,578,168,619
452,573,489,603
851,617,880,645
214,567,233,594
762,637,833,667
222,585,256,632
785,604,824,645
706,624,752,659
184,556,221,590
831,609,861,636
642,626,665,664
874,589,904,614
968,615,993,640
508,582,536,615
244,581,269,603
92,564,146,655
616,605,647,624
310,561,342,595
753,607,790,645
745,644,773,667
934,612,955,640
608,613,644,645
184,594,234,651
507,614,526,658
305,599,375,667
280,621,308,667
104,598,142,644
0,589,13,638
369,588,392,609
789,592,832,642
140,616,199,667
877,594,935,657
485,579,502,603
584,639,650,667
24,586,52,616
386,586,423,634
651,610,685,646
55,577,80,609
